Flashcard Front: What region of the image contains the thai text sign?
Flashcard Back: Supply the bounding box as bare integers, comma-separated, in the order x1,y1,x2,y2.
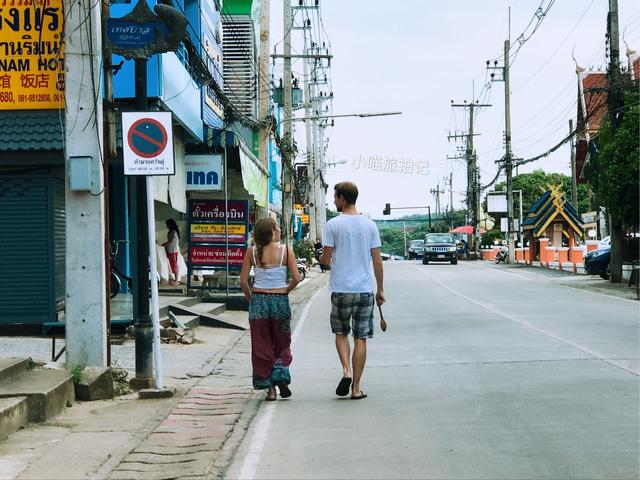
187,199,250,275
0,0,65,110
190,199,248,222
106,19,167,50
190,245,245,266
190,223,246,243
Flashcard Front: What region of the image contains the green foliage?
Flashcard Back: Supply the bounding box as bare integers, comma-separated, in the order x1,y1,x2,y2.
379,227,407,256
70,364,85,384
326,208,339,221
480,229,503,247
293,239,314,264
495,170,589,215
584,86,639,227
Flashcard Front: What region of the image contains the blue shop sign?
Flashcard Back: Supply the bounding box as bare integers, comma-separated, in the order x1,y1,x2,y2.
106,19,168,49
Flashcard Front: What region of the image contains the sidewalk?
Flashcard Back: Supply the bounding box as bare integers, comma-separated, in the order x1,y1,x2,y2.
0,267,329,480
477,261,639,302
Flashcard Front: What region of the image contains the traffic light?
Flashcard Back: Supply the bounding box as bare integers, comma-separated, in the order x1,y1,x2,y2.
383,203,391,215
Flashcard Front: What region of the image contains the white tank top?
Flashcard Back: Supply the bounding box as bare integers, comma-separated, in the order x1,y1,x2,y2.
252,244,287,290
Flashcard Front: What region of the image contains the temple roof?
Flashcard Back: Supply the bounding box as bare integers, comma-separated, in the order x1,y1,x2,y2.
522,186,584,238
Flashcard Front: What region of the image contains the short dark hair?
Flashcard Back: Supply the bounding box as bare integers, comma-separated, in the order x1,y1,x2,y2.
334,181,358,205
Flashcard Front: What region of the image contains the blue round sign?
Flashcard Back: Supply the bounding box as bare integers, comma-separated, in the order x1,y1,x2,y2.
127,118,168,158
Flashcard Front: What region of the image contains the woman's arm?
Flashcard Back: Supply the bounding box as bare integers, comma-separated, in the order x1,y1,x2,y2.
285,246,300,293
239,248,253,300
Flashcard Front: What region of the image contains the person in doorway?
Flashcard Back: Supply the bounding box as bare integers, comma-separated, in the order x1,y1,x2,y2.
320,181,385,400
240,218,301,401
163,219,180,285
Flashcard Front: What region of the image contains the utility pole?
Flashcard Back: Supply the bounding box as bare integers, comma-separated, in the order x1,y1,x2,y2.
64,0,107,368
257,0,270,219
503,38,515,260
430,183,444,218
569,119,578,209
449,100,490,252
303,41,318,240
102,0,115,366
281,0,293,244
607,0,624,283
444,172,454,227
488,36,515,259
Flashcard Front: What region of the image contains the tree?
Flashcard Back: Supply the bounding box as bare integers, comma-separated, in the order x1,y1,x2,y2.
584,85,639,282
379,227,407,256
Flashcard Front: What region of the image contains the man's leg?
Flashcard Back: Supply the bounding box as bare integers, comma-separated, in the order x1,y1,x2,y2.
351,338,367,396
335,334,351,378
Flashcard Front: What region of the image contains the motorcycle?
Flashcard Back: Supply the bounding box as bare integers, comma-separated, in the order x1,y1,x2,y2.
314,247,331,272
296,258,308,281
495,247,509,264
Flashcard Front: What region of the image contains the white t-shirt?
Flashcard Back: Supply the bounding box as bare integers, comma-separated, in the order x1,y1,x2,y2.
323,213,382,293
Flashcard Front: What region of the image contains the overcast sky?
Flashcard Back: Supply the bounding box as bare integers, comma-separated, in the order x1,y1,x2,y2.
270,1,640,219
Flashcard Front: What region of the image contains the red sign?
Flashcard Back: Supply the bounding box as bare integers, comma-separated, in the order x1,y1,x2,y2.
128,118,168,158
190,246,246,266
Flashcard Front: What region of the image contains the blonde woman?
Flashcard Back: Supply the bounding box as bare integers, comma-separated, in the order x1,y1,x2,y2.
240,218,301,401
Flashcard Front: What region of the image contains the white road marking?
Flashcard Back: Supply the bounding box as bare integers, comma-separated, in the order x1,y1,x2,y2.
237,285,326,480
418,268,639,377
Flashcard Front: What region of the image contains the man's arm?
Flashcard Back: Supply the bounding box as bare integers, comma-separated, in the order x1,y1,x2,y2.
371,247,385,306
319,246,333,266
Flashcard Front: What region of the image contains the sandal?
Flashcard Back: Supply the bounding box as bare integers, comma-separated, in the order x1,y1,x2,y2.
265,387,277,401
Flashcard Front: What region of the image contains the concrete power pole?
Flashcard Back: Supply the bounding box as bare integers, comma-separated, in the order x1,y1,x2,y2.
503,38,516,260
569,119,578,209
315,113,325,234
444,172,454,227
607,0,624,283
430,183,444,218
64,0,107,368
282,0,293,244
303,43,318,240
450,101,490,252
257,0,270,219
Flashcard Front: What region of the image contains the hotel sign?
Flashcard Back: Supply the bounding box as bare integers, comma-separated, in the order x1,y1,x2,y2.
0,1,65,110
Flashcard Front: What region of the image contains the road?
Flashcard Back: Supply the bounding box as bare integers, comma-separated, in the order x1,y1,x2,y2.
225,261,639,480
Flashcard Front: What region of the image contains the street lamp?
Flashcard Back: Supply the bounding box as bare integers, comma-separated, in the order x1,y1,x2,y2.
324,158,347,168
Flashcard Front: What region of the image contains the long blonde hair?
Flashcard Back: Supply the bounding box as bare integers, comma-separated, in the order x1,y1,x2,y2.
252,218,277,267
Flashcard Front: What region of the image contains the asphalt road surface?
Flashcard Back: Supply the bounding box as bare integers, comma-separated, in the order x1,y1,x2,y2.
225,261,639,480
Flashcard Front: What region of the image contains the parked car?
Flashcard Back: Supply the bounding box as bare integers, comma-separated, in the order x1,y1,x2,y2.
423,233,458,265
407,239,425,259
584,244,611,279
597,236,610,249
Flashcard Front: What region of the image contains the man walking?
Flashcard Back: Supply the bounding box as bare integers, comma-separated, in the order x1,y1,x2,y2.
320,182,385,400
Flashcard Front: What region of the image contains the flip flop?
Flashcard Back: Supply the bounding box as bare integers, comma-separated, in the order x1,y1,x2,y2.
335,377,352,396
276,381,292,398
265,388,277,401
350,391,367,400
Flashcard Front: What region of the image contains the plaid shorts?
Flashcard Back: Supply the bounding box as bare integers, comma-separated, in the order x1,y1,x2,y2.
330,293,374,339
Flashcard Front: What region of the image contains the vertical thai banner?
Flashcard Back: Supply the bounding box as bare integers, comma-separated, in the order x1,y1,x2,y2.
0,1,65,110
188,199,249,270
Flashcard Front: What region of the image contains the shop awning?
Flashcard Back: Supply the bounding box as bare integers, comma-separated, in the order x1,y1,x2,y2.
238,141,269,208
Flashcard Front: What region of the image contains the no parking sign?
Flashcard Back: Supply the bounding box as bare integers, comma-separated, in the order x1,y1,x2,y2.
122,112,175,175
